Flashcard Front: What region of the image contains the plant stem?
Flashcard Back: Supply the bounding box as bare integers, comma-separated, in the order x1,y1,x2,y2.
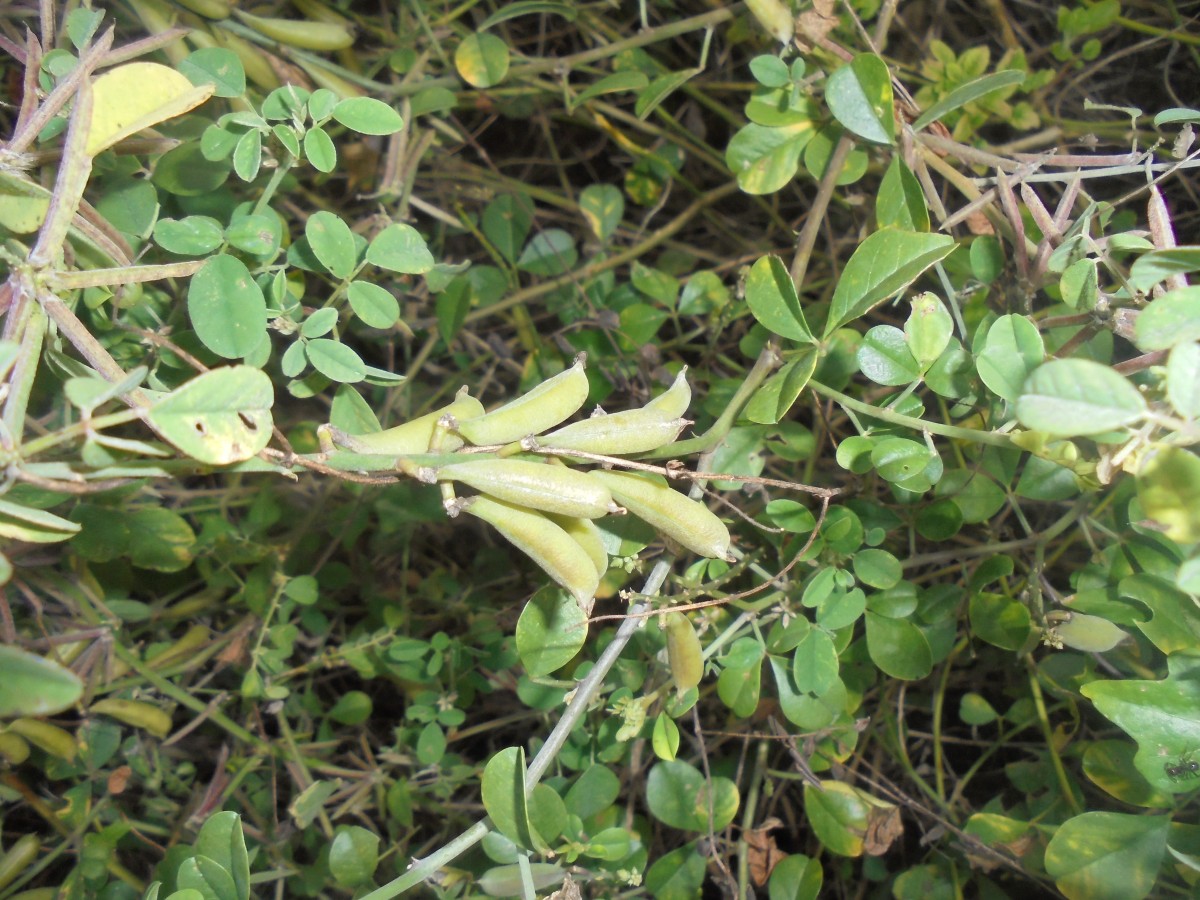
465,182,739,324
39,296,152,409
19,407,144,457
1026,659,1083,815
809,380,1016,447
641,344,781,459
360,556,677,898
791,133,855,288
509,7,736,82
0,286,43,439
252,158,295,217
110,643,275,756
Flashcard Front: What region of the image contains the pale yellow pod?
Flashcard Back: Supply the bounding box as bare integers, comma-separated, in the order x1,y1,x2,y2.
662,612,704,693
292,0,354,27
209,28,281,91
538,409,688,455
295,57,365,99
90,698,173,739
436,459,619,518
8,719,77,761
589,470,731,560
0,732,30,765
234,10,356,51
461,496,600,611
745,0,794,44
0,834,40,892
328,390,484,455
127,0,190,66
456,358,589,446
173,0,232,19
547,513,609,577
644,367,691,418
145,623,210,670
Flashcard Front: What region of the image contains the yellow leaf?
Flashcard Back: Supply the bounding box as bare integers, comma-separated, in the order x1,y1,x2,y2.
86,62,215,157
0,171,51,234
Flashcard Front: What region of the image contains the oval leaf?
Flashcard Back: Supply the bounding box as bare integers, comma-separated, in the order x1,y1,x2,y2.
746,254,814,342
726,121,815,195
481,746,538,850
865,611,933,680
455,32,510,89
87,62,215,156
347,281,401,329
366,223,435,274
329,825,381,887
516,586,588,677
1016,359,1146,437
876,157,929,231
1133,286,1200,351
803,781,869,857
857,325,921,385
1128,248,1200,293
187,254,268,359
1137,446,1200,543
306,339,367,383
646,760,740,832
912,69,1027,132
977,314,1044,403
825,229,956,335
147,366,274,464
1044,812,1168,900
306,211,357,278
825,53,894,146
0,645,83,717
744,348,819,424
331,97,404,135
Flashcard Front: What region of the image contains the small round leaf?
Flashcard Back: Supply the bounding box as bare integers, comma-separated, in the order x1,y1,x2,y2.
455,32,510,88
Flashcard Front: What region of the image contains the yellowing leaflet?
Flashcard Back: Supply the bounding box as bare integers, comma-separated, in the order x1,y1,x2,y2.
86,62,215,157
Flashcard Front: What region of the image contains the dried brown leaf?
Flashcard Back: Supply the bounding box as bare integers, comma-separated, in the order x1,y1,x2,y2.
746,817,787,886
794,0,837,52
863,805,903,856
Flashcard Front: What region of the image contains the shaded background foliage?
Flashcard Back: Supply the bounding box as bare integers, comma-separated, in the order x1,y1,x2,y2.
2,0,1200,898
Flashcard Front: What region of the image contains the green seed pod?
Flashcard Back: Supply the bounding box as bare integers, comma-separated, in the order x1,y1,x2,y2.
90,698,173,739
662,612,704,693
644,367,692,418
437,459,619,519
537,409,688,455
589,470,731,560
461,495,600,611
326,388,484,455
234,10,357,51
546,513,609,577
0,835,40,892
456,358,589,446
8,719,77,762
